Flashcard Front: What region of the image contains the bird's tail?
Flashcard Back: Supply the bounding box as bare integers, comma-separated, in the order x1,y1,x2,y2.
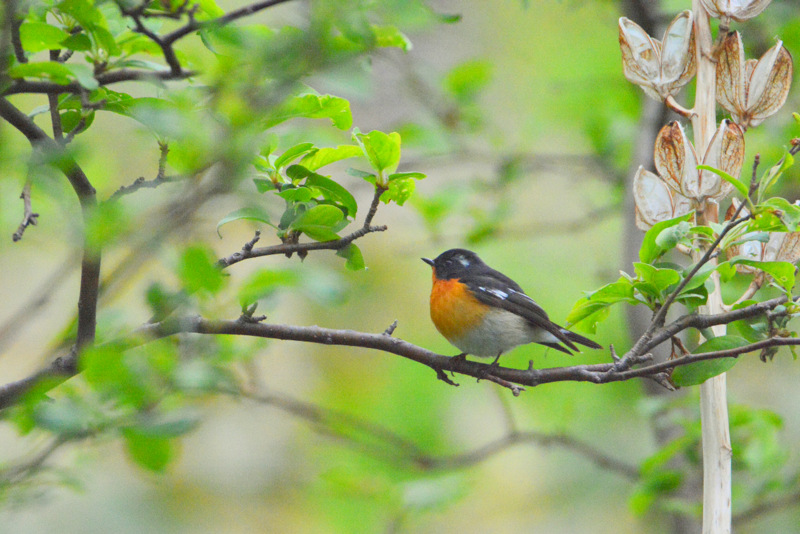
561,329,602,350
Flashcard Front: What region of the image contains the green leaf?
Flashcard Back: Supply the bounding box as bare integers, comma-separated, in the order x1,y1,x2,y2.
19,22,71,52
444,60,492,103
33,398,93,437
90,25,120,56
61,32,92,51
640,211,695,264
336,244,365,270
57,0,103,29
274,142,316,171
372,25,412,51
762,197,800,231
60,108,94,133
254,178,277,193
265,94,353,130
303,171,358,217
193,0,225,18
277,186,314,203
388,171,426,181
758,152,794,202
633,263,681,297
8,61,73,84
299,145,363,171
566,277,636,333
381,177,415,205
347,167,377,181
654,221,691,253
290,204,344,241
238,269,297,305
671,336,749,386
697,164,749,199
216,207,274,237
716,261,737,282
132,412,200,438
123,429,174,472
178,245,225,294
680,261,717,292
352,129,401,183
731,260,796,292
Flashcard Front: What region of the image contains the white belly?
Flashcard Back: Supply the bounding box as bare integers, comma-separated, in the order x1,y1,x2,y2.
448,309,561,357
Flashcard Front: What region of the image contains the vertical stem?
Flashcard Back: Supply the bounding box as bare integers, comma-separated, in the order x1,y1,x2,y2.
692,2,732,533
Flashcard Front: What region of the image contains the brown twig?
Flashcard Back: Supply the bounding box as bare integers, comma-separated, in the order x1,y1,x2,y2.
12,181,39,242
0,97,99,353
107,143,174,202
0,289,796,411
0,437,69,484
218,185,389,268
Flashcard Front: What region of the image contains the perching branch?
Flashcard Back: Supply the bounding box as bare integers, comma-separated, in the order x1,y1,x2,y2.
0,282,795,411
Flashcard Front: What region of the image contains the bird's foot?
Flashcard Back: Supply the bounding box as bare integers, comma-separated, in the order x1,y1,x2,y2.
477,354,501,382
449,353,467,377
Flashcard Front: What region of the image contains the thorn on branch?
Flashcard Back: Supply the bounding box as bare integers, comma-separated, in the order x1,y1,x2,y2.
382,320,398,336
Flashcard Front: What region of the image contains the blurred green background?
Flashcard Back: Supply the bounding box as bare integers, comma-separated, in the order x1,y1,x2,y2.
2,0,800,532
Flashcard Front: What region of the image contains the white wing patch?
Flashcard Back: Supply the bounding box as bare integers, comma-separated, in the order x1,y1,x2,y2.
479,286,509,300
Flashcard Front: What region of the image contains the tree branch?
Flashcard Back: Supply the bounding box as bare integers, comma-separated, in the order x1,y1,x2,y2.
107,143,175,202
2,69,195,96
2,297,798,411
163,0,299,45
237,385,639,478
0,97,99,351
218,185,389,268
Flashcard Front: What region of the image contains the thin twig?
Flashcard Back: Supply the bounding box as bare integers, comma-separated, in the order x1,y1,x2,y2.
47,51,64,142
0,437,69,484
223,384,638,478
12,181,39,242
107,143,174,201
163,0,299,45
218,184,389,268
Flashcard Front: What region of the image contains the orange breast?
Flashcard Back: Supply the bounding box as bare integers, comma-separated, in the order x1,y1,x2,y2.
429,277,488,341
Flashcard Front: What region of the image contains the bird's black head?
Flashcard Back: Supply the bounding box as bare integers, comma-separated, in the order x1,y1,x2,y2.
422,248,485,280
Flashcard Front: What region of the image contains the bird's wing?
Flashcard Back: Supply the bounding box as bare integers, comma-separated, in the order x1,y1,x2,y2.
465,275,579,351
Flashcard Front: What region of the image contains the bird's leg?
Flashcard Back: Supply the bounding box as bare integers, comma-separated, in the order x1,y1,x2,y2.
477,352,502,382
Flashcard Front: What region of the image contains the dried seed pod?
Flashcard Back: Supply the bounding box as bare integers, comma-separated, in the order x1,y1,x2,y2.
700,0,772,22
633,166,693,230
619,11,695,101
653,121,744,201
716,32,793,129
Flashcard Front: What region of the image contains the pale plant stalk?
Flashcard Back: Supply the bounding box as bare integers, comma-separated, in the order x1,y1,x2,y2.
691,1,732,532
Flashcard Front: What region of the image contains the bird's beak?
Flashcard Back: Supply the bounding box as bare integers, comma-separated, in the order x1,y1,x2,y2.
421,257,434,267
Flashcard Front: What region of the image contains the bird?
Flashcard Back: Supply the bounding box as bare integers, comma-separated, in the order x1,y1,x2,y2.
422,248,601,365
